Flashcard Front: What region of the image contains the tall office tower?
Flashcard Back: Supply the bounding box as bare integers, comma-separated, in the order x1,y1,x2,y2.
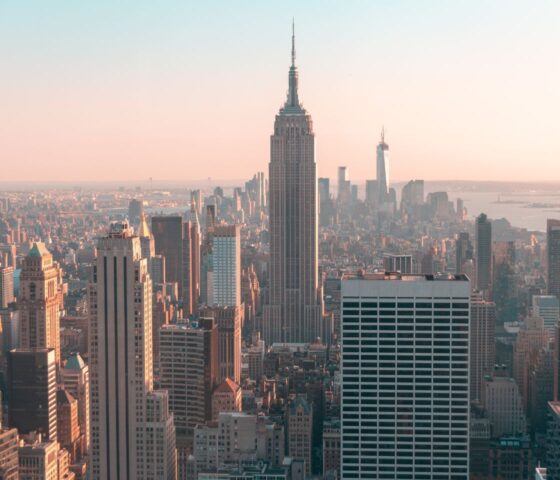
376,129,390,205
201,306,242,384
137,212,155,261
455,232,473,275
61,353,90,456
159,318,218,438
492,240,516,320
341,273,470,479
241,265,261,331
128,198,144,226
0,265,14,308
318,177,330,205
89,221,174,479
287,397,313,477
400,179,424,211
475,213,493,295
145,390,177,480
482,368,527,437
548,219,560,299
456,198,465,221
383,254,412,273
152,215,183,296
529,345,554,435
182,215,201,315
151,254,166,285
337,166,350,202
8,348,57,440
365,179,378,207
533,295,560,335
263,25,323,344
205,205,216,232
513,313,549,410
212,225,241,307
19,242,63,365
470,292,496,402
0,424,18,480
200,207,215,306
57,388,81,462
191,190,203,215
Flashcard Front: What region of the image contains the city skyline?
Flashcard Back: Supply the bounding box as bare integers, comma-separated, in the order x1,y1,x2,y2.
2,1,560,183
2,5,560,479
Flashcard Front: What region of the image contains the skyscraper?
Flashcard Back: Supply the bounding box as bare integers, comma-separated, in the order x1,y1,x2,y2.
19,242,63,365
376,128,390,205
263,24,322,344
89,221,175,479
533,295,560,335
318,177,330,206
152,215,183,295
476,213,492,294
182,214,201,315
547,219,560,299
212,225,241,307
201,305,242,384
340,272,470,479
159,318,218,439
470,292,496,402
137,212,155,261
0,265,14,308
56,388,81,463
455,232,473,275
128,198,144,226
337,166,350,203
61,353,90,456
8,348,57,441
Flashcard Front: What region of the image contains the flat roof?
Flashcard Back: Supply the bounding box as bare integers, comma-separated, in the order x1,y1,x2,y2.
342,272,469,282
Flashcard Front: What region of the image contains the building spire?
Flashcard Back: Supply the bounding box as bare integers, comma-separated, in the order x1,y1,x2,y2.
381,125,385,144
284,19,301,111
291,18,296,67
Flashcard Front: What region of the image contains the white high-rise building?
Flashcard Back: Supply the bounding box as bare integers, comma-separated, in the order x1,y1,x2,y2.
341,272,470,479
89,221,176,480
212,225,241,307
376,129,390,205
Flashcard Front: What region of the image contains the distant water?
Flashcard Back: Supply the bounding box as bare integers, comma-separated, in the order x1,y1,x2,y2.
423,184,560,232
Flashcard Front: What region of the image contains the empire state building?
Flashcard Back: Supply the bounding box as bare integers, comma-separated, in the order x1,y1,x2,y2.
263,24,323,344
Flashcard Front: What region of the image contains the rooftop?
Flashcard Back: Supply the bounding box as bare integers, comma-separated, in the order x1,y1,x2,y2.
64,353,85,370
214,378,239,394
343,272,469,282
27,242,51,258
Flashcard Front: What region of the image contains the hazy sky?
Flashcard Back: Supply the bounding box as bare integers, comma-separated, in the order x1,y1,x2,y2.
1,1,559,183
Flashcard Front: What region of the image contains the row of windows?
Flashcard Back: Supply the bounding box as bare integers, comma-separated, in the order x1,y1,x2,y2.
343,302,469,309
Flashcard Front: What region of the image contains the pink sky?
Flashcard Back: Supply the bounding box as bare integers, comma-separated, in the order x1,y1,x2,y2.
1,2,559,183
